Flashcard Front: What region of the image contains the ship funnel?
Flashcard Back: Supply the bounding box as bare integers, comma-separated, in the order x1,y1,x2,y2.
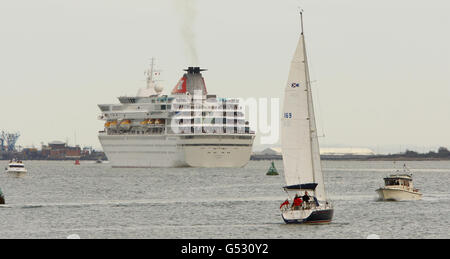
184,67,207,74
172,67,208,95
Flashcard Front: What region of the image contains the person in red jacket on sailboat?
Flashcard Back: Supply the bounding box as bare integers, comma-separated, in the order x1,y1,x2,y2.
292,194,303,210
280,199,290,210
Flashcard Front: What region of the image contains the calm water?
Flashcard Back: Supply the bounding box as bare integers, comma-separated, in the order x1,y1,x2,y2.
0,160,448,239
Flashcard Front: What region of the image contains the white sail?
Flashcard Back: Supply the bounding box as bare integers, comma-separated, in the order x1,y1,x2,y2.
281,32,327,201
281,34,313,186
305,48,326,202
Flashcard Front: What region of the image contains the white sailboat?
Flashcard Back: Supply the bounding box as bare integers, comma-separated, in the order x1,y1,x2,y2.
280,12,333,224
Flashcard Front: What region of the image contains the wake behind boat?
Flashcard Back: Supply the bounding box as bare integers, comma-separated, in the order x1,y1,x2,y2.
279,12,333,224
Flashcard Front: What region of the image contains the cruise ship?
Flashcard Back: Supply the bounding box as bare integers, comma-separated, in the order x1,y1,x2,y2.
97,64,255,168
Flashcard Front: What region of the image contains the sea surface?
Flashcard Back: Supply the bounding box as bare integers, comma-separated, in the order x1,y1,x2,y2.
0,160,448,239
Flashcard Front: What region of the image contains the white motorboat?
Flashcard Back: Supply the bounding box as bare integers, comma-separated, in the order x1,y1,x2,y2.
5,160,27,174
376,165,422,201
279,12,333,224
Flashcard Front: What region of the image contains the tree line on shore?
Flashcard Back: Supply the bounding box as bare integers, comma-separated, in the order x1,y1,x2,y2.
252,147,450,161
372,147,450,160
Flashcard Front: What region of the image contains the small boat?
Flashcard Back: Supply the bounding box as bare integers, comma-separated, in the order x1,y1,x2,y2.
0,187,5,204
376,164,422,201
279,11,333,224
110,120,118,127
96,159,102,164
5,159,27,174
266,161,279,175
75,160,80,165
140,119,150,126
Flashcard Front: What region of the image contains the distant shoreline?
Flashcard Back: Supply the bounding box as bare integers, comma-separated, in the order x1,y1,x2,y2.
251,147,450,161
0,159,106,161
251,155,450,161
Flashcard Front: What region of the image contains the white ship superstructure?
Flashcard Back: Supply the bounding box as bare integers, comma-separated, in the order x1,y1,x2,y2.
98,64,255,168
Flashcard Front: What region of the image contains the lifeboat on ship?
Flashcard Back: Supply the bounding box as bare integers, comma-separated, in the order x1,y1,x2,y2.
120,119,132,130
140,119,150,126
109,120,118,127
154,119,165,125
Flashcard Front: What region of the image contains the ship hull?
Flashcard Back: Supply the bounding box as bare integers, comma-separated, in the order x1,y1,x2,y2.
282,208,334,224
99,133,254,168
5,168,27,175
376,188,422,201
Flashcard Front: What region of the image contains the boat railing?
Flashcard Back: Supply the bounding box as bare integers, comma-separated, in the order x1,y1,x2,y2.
282,200,323,212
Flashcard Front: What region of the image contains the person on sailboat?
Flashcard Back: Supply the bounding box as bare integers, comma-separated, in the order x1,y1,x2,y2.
280,199,290,210
302,191,310,203
292,194,303,210
313,196,320,207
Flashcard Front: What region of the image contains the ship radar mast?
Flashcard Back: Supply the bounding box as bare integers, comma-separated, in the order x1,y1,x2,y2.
138,58,164,97
145,58,158,88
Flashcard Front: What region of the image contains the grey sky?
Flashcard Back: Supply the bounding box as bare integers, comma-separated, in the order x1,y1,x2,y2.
0,0,449,153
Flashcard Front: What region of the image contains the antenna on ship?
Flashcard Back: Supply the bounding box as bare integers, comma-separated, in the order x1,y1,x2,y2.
142,57,164,96
145,58,155,88
145,58,163,86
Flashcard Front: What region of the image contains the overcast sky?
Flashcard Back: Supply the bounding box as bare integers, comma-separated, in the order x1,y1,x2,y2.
0,0,449,153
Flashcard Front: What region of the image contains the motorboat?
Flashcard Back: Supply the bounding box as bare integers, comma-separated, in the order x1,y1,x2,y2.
5,159,27,174
376,165,422,201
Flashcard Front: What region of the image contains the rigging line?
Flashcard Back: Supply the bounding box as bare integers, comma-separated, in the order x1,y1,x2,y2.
307,50,326,139
297,10,326,139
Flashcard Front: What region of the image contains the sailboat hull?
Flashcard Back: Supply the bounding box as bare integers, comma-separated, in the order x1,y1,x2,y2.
282,208,334,224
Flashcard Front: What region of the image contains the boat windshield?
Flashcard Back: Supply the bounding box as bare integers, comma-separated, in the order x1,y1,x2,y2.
385,179,400,186
385,178,411,186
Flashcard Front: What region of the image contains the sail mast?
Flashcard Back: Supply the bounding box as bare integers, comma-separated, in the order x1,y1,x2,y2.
300,11,316,184
300,10,305,35
301,12,327,201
